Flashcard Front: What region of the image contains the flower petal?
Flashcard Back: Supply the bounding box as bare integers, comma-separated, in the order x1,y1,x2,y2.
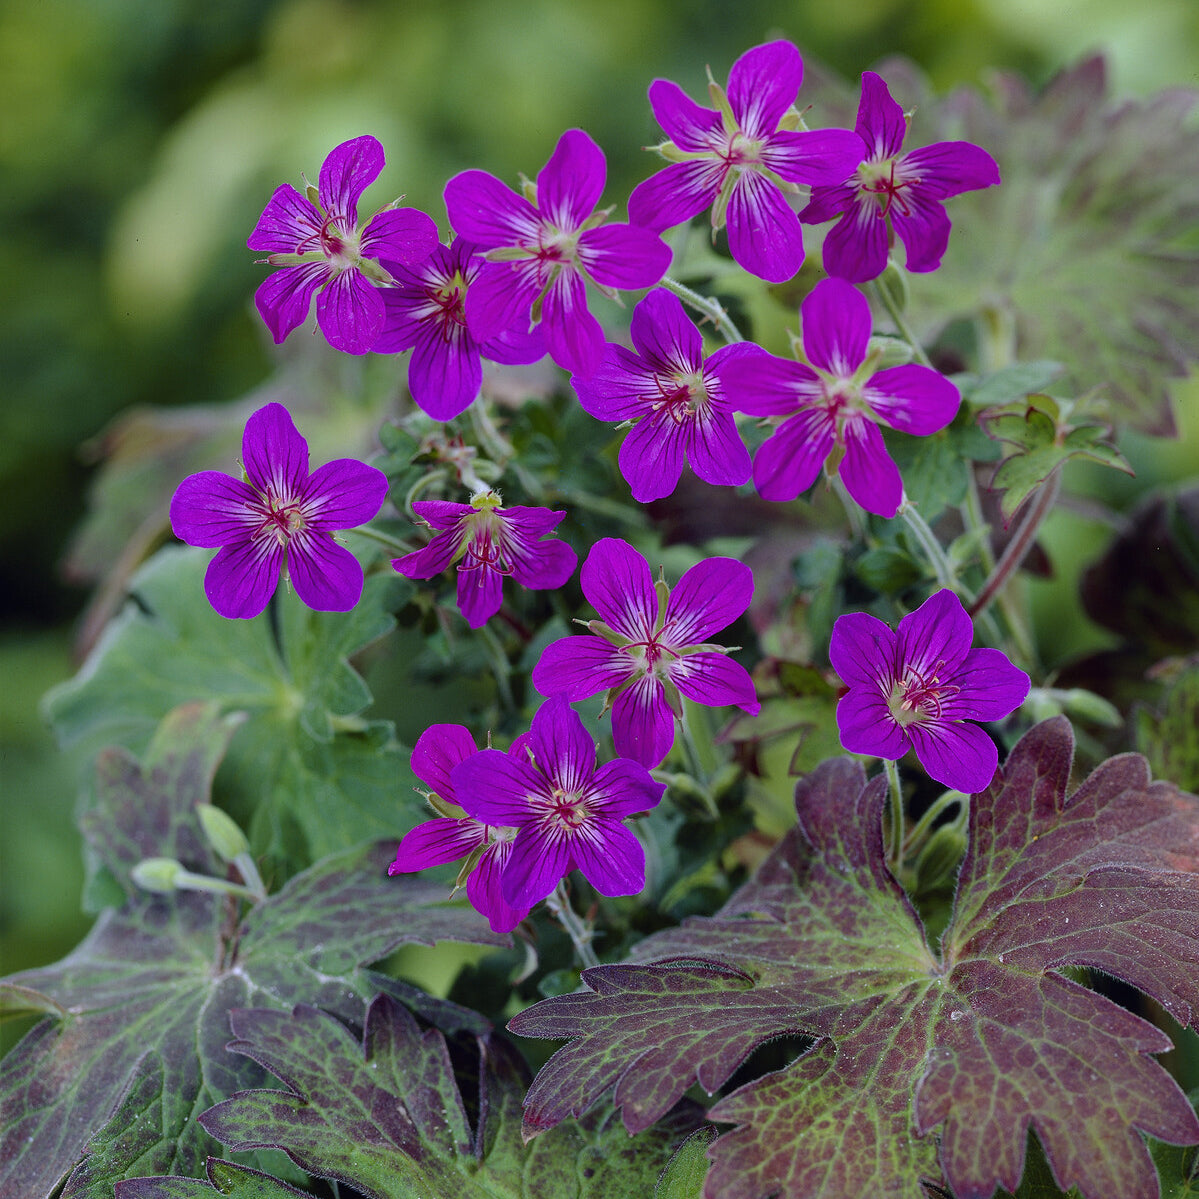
302,459,387,531
647,78,723,151
247,184,322,253
318,135,384,227
890,191,952,275
456,559,504,628
540,268,604,376
389,817,485,873
580,538,658,640
407,320,482,421
444,169,542,248
204,538,281,620
504,516,577,590
573,347,657,422
896,589,975,680
760,128,865,186
317,268,386,355
664,557,753,644
725,171,804,283
411,500,475,529
863,365,960,435
287,531,365,611
502,823,573,909
411,723,480,799
627,160,724,232
685,409,751,489
528,696,596,795
829,611,898,687
942,648,1030,722
170,472,257,548
480,321,546,366
611,676,675,768
571,818,646,897
753,410,835,502
821,202,889,283
532,635,631,701
838,415,903,518
801,278,870,377
254,262,327,345
538,129,606,232
903,141,1000,200
618,410,686,503
836,686,908,760
669,652,759,713
628,288,701,373
454,749,544,827
360,206,438,266
391,527,462,580
727,41,802,141
463,261,539,343
242,403,309,498
799,182,857,226
467,842,529,933
718,346,818,417
907,720,999,794
855,73,906,161
586,758,666,817
577,223,671,291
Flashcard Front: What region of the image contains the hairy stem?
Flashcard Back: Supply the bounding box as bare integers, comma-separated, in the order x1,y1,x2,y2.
903,790,966,857
352,523,415,556
871,278,933,369
883,757,905,868
899,501,972,601
660,275,745,343
545,880,600,970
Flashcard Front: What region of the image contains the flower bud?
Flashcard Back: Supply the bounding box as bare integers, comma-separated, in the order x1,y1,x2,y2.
915,824,968,893
196,803,250,863
131,857,184,894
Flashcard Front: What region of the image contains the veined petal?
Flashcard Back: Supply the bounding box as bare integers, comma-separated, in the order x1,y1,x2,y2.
669,652,759,713
829,610,898,687
411,499,475,529
573,346,659,422
836,686,908,760
204,538,281,620
532,635,631,701
801,277,870,377
799,182,856,226
242,403,309,498
628,288,701,373
902,141,1000,199
504,526,577,591
467,842,529,933
359,206,438,266
287,531,364,611
664,557,753,644
725,171,804,283
407,320,482,421
373,287,424,354
839,415,903,518
718,346,819,417
908,719,999,794
896,589,975,680
890,191,952,275
392,526,463,580
318,135,384,227
528,696,597,795
580,538,658,640
481,321,546,365
586,759,666,817
411,723,480,799
254,262,327,345
452,749,543,825
247,184,322,253
444,169,542,248
302,459,387,531
456,559,504,628
170,472,257,548
942,647,1030,722
863,365,960,435
647,78,723,151
619,410,686,503
855,73,907,160
389,817,485,873
496,504,566,540
760,128,865,186
577,223,671,291
571,818,646,897
316,268,386,355
821,202,889,283
627,160,724,232
538,129,606,232
727,41,803,141
611,676,675,768
684,409,751,488
753,409,835,502
540,267,604,376
464,261,539,343
502,823,572,909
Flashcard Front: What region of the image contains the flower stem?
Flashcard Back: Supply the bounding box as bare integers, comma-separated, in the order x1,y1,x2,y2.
545,880,599,970
477,622,515,713
883,757,905,867
899,501,972,601
353,524,415,556
830,474,866,541
660,275,745,343
903,790,966,857
871,279,933,369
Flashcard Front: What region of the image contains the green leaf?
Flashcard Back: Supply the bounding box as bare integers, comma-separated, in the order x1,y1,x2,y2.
655,1126,718,1199
117,1158,316,1198
511,720,1199,1199
962,361,1066,408
0,703,504,1197
43,546,416,874
1136,662,1199,792
982,394,1131,523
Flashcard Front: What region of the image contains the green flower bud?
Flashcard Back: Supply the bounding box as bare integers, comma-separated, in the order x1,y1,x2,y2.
196,803,250,863
131,857,184,893
915,824,968,893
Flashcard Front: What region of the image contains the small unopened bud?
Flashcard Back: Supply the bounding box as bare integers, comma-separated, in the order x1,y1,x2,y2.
867,334,914,369
131,857,184,893
876,261,910,313
915,825,968,893
197,804,249,863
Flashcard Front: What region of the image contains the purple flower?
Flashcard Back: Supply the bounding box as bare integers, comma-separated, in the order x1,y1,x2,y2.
572,288,754,502
169,403,387,619
443,128,671,377
388,724,529,934
247,135,438,354
799,72,1000,283
373,236,545,421
532,538,759,768
451,697,665,909
719,278,959,517
829,589,1030,793
627,40,863,284
391,490,577,629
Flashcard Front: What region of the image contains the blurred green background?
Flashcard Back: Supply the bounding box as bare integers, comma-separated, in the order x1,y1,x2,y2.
3,0,1198,1000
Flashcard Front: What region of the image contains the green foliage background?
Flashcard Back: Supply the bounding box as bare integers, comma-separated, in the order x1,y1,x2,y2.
3,0,1198,1045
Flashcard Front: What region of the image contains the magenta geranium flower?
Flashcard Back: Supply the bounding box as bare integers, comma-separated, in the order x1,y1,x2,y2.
373,236,545,421
719,277,960,517
450,697,666,909
572,288,754,502
248,135,438,354
388,724,529,934
443,128,671,377
627,40,863,284
169,403,387,619
829,589,1030,793
532,538,759,768
799,72,1000,283
392,490,577,629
